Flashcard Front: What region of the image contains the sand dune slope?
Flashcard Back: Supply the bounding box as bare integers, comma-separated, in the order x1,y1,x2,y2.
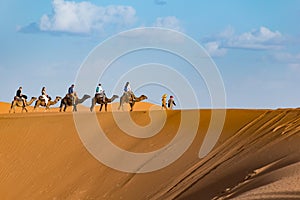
0,108,300,200
169,109,300,200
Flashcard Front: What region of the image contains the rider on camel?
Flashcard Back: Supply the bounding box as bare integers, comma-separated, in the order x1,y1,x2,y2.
95,83,106,103
124,82,136,101
16,86,27,107
68,84,76,105
41,86,49,106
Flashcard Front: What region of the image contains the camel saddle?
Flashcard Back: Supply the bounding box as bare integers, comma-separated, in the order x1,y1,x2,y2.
14,95,28,101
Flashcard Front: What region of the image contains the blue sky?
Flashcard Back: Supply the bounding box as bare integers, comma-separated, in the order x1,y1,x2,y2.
1,0,300,108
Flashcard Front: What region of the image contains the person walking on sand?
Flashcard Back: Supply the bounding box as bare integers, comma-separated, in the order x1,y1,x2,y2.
95,83,106,102
16,86,27,107
168,95,176,110
41,86,49,106
161,94,168,110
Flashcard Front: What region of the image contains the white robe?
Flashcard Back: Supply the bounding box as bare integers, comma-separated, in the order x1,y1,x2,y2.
42,95,48,105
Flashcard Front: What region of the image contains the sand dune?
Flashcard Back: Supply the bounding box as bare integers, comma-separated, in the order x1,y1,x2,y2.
0,103,300,200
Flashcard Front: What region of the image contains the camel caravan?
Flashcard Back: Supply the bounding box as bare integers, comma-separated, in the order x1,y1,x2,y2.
9,82,148,113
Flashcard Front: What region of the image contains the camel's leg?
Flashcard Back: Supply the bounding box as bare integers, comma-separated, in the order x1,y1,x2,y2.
90,105,94,112
105,103,107,112
9,101,15,113
118,96,123,110
90,98,95,112
9,105,16,113
72,98,77,112
90,104,94,112
130,103,133,112
99,104,103,112
62,99,68,112
118,103,124,111
118,100,124,111
13,101,18,113
73,104,77,112
22,106,28,113
129,101,135,112
9,102,13,113
34,101,39,111
14,102,18,113
46,102,50,110
63,103,67,112
59,101,65,112
24,102,28,112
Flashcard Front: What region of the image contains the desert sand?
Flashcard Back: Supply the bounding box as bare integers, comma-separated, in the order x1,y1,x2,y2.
0,101,300,200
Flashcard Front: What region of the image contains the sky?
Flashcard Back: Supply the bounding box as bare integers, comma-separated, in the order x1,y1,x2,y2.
1,0,300,108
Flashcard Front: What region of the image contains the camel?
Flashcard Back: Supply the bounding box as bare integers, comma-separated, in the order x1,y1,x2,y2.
90,95,119,112
59,94,91,112
34,96,61,111
118,93,148,111
9,97,37,113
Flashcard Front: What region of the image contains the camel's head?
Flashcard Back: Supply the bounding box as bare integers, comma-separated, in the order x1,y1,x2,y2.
83,94,91,99
56,96,62,101
141,95,148,100
31,97,37,100
112,95,119,99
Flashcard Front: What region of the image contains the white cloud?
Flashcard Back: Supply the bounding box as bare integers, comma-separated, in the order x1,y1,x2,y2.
203,26,286,56
21,0,137,35
153,16,183,32
204,42,227,57
228,27,283,50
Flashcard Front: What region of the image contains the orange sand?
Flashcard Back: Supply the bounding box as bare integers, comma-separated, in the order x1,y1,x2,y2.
0,102,300,200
